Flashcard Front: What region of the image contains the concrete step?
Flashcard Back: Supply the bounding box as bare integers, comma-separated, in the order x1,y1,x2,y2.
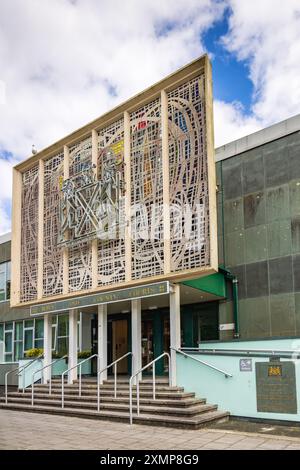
50,378,170,386
2,396,217,417
75,378,170,385
0,402,229,429
44,383,184,392
7,392,206,408
24,387,195,400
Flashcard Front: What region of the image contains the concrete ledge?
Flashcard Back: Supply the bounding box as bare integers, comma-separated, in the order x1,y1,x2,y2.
216,114,300,162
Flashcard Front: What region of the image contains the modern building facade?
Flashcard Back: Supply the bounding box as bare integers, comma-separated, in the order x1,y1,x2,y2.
1,56,300,424
8,55,220,386
1,114,300,366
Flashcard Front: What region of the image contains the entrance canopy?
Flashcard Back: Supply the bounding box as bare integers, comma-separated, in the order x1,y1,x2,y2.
30,273,226,317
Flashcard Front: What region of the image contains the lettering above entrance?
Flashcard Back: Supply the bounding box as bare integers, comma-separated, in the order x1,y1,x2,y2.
11,55,218,307
30,281,170,316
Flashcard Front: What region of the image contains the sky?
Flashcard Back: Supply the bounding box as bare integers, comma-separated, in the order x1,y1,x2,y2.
0,0,300,235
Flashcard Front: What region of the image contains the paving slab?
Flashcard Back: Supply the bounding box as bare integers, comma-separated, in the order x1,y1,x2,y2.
1,409,300,450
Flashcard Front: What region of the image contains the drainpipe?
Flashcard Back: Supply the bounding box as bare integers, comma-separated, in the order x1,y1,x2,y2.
219,267,240,338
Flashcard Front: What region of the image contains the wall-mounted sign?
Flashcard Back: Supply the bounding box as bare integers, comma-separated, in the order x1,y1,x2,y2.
256,361,297,414
219,323,235,331
240,358,252,372
30,281,169,316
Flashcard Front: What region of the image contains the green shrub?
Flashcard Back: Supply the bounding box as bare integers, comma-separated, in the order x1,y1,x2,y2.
25,348,44,358
78,350,92,359
52,351,64,359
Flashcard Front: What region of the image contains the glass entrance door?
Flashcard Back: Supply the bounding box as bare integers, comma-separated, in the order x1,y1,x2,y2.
112,319,128,374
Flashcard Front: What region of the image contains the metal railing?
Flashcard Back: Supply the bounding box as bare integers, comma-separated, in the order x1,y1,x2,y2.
31,355,67,406
129,352,170,425
5,354,43,404
181,347,300,359
61,354,99,409
171,348,233,378
97,352,132,412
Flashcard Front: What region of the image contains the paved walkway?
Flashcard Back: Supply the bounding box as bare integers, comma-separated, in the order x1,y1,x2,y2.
1,410,300,450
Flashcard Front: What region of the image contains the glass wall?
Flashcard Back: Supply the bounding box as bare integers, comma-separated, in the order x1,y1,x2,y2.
0,261,11,302
0,314,82,362
4,322,13,362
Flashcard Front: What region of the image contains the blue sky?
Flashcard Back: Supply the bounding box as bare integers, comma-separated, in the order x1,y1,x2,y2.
0,0,300,235
203,11,253,113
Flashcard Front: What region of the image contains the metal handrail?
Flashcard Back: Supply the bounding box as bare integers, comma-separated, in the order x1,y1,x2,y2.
20,354,44,393
97,352,132,412
5,355,43,404
61,354,99,409
172,348,233,378
181,347,300,358
129,352,170,425
31,355,67,406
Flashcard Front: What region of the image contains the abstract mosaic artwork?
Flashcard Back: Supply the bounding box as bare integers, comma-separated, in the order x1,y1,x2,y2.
168,75,209,271
130,97,164,279
97,118,126,285
68,137,93,292
43,152,64,297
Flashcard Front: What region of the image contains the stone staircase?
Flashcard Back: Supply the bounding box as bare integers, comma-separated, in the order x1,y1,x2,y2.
0,377,229,429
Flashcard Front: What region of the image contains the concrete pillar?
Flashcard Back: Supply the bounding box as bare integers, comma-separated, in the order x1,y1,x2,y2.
43,313,52,384
170,284,181,386
68,309,78,384
131,298,142,384
98,304,107,384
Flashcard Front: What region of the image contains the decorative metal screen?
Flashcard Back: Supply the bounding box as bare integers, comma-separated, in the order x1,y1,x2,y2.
97,119,126,285
168,75,209,272
20,165,39,302
130,98,164,279
43,152,64,297
14,58,216,306
68,137,93,291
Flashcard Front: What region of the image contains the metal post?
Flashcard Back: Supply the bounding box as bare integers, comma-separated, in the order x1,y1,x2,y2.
136,379,140,416
114,363,117,399
5,372,8,404
62,373,65,409
79,363,82,397
129,377,133,425
97,378,100,412
153,362,156,400
31,375,34,406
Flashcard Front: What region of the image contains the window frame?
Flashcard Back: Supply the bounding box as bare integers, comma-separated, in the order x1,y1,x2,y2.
0,261,11,303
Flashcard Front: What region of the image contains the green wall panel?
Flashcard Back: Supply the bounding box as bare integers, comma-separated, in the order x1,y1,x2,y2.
182,272,226,298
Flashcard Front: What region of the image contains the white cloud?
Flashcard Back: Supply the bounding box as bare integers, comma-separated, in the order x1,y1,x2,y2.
0,0,226,234
213,100,261,148
1,1,300,234
0,204,10,234
0,157,18,234
221,0,300,127
0,0,225,157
